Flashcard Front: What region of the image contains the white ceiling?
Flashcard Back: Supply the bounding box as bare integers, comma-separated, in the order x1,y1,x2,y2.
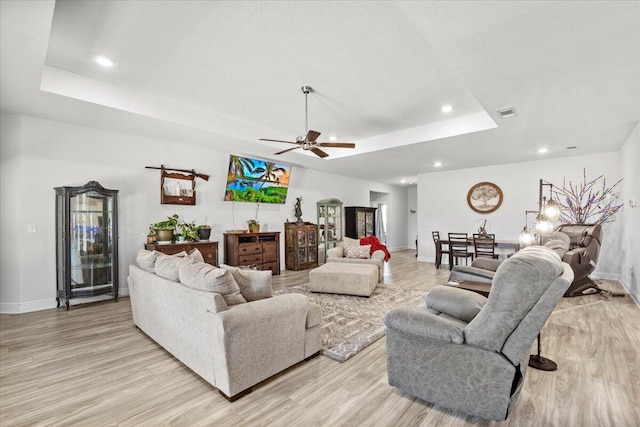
2,1,639,185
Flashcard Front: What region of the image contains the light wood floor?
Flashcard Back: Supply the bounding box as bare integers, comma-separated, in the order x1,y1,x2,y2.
1,250,638,426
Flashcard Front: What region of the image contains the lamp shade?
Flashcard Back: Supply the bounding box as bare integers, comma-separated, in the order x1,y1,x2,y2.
535,216,554,234
543,199,561,221
519,226,535,247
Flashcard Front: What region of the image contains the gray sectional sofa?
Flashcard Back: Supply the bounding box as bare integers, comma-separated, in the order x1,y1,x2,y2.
128,251,321,401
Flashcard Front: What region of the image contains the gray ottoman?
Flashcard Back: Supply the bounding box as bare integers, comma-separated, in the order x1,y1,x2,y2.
309,263,379,297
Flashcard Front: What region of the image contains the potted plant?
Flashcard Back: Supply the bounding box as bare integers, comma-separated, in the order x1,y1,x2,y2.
247,219,260,233
178,219,200,241
197,218,212,241
149,214,179,243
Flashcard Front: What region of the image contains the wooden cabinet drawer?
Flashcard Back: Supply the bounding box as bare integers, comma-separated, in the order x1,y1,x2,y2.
239,243,262,255
262,262,279,273
239,254,263,265
199,247,218,265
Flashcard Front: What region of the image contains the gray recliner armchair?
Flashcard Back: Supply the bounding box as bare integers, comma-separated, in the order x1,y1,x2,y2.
385,246,573,421
552,224,602,297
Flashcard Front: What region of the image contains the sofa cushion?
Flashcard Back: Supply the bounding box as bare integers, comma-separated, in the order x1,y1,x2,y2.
343,236,360,247
220,264,273,301
154,251,188,281
345,244,371,259
188,248,205,263
136,249,159,273
179,261,247,306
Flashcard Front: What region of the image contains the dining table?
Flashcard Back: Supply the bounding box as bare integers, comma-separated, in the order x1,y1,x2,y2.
435,238,520,268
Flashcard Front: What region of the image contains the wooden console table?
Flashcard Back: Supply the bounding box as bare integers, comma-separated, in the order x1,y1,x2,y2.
224,232,281,275
145,241,218,266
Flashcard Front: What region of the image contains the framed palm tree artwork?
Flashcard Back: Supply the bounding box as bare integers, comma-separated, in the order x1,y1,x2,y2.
467,182,503,214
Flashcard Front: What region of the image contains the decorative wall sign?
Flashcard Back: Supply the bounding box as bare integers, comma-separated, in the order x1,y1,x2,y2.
467,182,503,214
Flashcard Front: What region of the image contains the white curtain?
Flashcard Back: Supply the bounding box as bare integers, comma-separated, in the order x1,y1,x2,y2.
376,203,387,243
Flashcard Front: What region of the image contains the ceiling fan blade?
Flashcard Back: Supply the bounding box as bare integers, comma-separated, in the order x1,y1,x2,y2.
317,142,356,148
311,147,329,158
274,146,300,155
306,130,321,142
259,138,299,145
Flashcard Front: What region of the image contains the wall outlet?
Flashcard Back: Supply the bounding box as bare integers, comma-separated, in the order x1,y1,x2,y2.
27,224,37,234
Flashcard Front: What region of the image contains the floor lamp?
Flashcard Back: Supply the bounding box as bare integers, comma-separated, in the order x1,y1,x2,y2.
519,179,561,371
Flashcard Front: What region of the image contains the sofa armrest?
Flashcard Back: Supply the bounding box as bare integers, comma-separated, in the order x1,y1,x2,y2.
371,250,386,261
211,293,310,396
385,308,464,344
326,246,344,258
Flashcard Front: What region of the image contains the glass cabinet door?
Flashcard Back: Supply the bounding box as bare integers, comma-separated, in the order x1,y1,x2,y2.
55,181,119,310
317,198,343,262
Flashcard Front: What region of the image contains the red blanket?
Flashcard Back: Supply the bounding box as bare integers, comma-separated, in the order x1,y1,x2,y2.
360,236,391,262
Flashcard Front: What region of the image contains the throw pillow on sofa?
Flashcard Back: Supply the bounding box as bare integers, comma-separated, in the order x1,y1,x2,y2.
345,244,372,259
136,249,159,273
187,248,205,263
220,264,272,301
154,251,188,281
179,261,247,306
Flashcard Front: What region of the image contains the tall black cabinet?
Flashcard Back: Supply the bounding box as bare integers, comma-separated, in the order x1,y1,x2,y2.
345,206,376,239
55,181,119,310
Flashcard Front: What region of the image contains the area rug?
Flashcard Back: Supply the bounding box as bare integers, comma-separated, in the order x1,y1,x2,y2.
276,283,425,362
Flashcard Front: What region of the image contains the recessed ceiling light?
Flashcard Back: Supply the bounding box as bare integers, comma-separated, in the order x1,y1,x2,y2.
95,56,114,67
441,105,453,113
400,179,406,184
329,135,337,141
434,161,442,167
538,147,548,154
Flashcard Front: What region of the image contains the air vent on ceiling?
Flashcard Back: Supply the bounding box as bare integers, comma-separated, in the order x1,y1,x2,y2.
496,106,517,118
566,146,577,150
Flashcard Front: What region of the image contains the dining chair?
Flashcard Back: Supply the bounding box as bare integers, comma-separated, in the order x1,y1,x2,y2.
473,233,499,259
448,232,474,270
432,231,449,268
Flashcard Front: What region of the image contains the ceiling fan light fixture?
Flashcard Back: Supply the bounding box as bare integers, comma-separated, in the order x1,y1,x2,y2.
259,85,356,158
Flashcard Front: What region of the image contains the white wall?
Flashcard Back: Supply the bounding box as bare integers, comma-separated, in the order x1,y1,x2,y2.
407,186,417,250
619,123,640,304
0,114,408,313
416,152,624,277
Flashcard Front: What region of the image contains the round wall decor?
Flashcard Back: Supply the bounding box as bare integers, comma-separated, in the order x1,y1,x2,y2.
467,182,503,214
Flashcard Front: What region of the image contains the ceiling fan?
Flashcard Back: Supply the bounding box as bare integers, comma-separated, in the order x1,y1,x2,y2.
259,86,356,158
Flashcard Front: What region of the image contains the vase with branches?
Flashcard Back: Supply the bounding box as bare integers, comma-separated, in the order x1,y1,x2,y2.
551,168,623,224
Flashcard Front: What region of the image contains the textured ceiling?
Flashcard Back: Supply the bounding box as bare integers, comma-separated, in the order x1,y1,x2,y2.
2,1,639,185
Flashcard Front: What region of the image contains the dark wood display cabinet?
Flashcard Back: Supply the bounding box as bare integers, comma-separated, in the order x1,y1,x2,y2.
284,222,318,271
55,181,119,310
345,206,376,239
145,241,218,266
223,232,281,275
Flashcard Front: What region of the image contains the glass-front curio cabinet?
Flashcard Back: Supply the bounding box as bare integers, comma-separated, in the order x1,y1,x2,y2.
55,181,119,310
317,198,343,263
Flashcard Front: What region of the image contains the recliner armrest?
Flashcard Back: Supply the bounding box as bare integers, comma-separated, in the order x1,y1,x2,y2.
449,266,495,284
385,308,464,344
426,285,487,322
562,246,591,269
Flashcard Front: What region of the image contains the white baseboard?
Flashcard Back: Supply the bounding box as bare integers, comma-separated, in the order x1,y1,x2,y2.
591,272,620,281
0,287,129,314
618,277,640,308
